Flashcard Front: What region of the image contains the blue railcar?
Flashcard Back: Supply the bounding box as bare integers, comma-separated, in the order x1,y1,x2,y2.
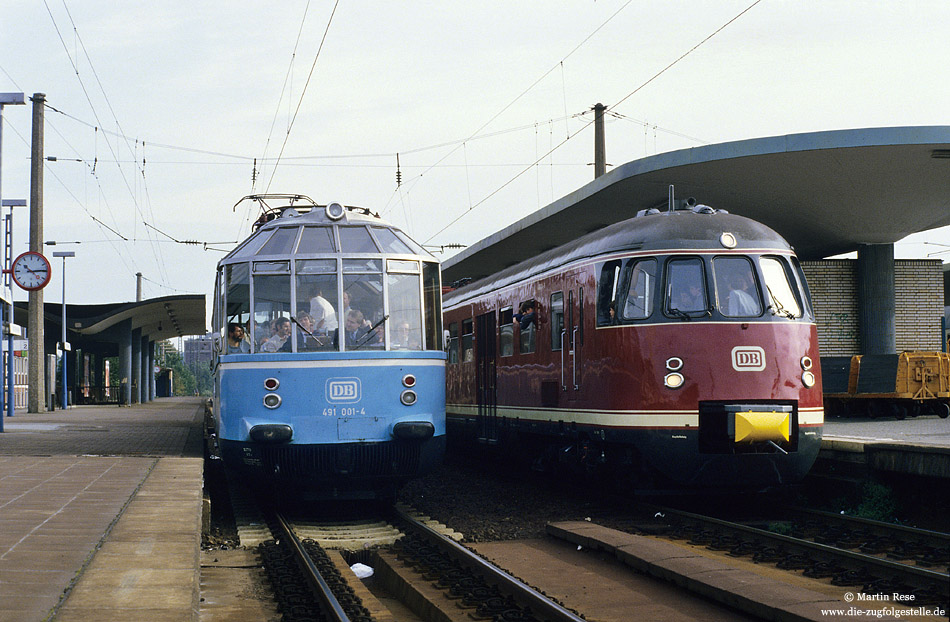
211,195,445,499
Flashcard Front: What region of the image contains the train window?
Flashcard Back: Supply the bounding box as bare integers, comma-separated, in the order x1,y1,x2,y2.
760,256,802,318
518,301,536,355
394,230,430,256
551,292,564,351
462,319,474,362
258,227,300,256
578,287,584,345
790,257,815,317
712,256,762,318
343,271,384,350
297,226,336,254
597,260,622,326
447,322,459,364
231,229,273,258
388,272,423,350
665,258,705,317
214,269,223,339
499,308,513,357
339,226,380,253
252,272,292,353
225,263,250,348
422,262,443,350
372,227,415,254
296,260,339,347
623,258,658,320
568,290,574,346
253,260,290,274
387,259,419,273
343,258,382,273
296,259,335,274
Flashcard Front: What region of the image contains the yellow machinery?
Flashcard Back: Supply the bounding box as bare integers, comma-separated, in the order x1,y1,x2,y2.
822,351,950,419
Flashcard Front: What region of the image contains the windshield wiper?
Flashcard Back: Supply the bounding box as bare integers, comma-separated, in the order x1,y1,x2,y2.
290,315,316,337
766,286,795,319
668,307,692,321
353,314,390,349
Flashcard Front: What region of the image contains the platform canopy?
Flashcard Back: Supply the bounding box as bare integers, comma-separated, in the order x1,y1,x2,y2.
442,126,950,284
15,294,206,345
65,295,207,341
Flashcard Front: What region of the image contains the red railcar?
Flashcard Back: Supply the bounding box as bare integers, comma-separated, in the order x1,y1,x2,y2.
443,204,823,491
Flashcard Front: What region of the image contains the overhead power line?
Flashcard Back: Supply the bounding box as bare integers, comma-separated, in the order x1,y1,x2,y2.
43,0,171,287
425,0,764,245
263,0,341,193
611,0,764,112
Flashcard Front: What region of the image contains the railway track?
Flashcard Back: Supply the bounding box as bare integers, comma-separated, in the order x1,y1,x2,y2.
645,503,949,609
390,504,587,622
224,483,587,621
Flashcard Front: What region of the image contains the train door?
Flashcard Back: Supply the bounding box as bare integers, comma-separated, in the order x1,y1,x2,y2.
565,288,583,400
573,288,584,395
475,311,498,444
554,288,583,400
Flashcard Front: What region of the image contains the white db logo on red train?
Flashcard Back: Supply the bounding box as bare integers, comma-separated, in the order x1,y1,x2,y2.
326,378,361,403
731,346,766,371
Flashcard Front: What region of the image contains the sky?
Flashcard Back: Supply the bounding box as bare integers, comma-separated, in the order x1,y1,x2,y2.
2,1,949,332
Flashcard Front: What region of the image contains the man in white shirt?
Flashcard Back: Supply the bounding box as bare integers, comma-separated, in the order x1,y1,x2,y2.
309,289,338,333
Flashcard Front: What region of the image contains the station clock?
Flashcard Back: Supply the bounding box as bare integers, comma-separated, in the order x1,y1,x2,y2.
10,251,52,291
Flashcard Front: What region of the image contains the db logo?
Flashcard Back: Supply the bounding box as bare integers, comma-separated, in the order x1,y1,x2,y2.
732,346,766,371
326,378,361,403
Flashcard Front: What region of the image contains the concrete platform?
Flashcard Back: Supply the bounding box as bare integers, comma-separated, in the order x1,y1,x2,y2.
547,521,905,622
822,415,950,479
0,397,205,621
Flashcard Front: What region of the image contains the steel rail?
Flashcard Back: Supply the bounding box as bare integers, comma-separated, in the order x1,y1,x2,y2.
786,506,950,548
657,506,948,595
274,512,352,622
395,505,587,622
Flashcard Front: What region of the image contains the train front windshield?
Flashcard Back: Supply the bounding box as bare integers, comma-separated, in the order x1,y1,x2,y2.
601,253,812,325
219,222,443,353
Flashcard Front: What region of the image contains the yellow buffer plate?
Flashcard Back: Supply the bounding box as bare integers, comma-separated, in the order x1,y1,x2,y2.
734,411,790,443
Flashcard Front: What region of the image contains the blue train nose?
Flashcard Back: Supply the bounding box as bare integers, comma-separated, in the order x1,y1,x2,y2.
392,421,434,439
249,424,293,443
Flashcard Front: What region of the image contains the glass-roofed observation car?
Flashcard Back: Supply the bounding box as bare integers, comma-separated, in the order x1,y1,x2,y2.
211,194,445,499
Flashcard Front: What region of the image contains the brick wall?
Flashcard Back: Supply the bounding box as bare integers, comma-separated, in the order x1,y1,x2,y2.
801,260,858,356
801,259,944,356
895,260,944,352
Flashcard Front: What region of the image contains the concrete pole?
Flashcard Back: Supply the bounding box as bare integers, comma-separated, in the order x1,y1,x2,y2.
857,243,897,354
28,94,46,412
131,327,141,404
149,341,156,399
136,272,142,302
140,334,148,402
593,103,606,179
120,320,132,405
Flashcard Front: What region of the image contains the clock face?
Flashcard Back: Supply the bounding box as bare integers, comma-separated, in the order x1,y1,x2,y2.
11,252,52,291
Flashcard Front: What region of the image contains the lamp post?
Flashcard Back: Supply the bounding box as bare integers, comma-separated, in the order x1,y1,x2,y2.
3,199,27,421
52,251,75,409
0,93,26,430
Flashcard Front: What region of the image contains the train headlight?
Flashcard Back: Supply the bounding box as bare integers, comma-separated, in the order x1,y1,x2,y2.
664,372,685,389
325,202,345,220
263,393,282,409
402,374,416,388
666,357,683,371
802,371,816,388
800,356,813,371
719,232,737,249
249,424,292,443
263,377,280,391
393,421,434,439
400,389,418,406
